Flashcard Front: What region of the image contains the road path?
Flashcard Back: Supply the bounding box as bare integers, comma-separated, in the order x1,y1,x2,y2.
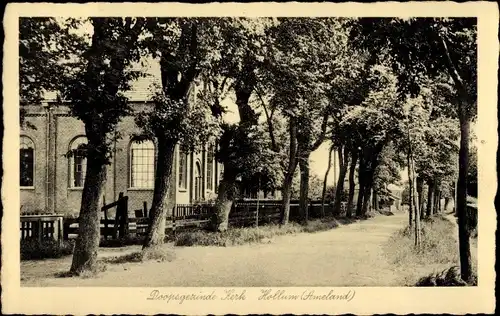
22,213,408,287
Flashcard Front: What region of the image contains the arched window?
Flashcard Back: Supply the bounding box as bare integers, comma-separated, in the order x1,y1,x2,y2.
178,149,188,189
69,136,87,188
194,161,202,201
130,139,155,189
20,136,34,187
206,143,215,191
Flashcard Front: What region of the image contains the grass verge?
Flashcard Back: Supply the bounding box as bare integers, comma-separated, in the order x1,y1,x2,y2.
100,246,176,264
383,215,476,286
174,216,357,247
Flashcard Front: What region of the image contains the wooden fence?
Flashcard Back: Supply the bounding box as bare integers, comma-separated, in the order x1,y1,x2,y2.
25,197,342,242
63,192,130,240
230,201,282,227
20,214,64,243
129,204,215,237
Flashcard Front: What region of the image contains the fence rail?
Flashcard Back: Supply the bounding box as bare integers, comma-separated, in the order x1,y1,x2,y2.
20,214,64,243
23,198,345,243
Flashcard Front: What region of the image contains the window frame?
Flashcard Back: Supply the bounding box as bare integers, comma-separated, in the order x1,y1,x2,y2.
68,136,88,189
178,149,188,190
20,135,35,189
194,161,202,201
206,143,215,191
129,138,156,190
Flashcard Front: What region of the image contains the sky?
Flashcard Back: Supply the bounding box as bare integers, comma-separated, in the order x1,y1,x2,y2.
221,97,341,185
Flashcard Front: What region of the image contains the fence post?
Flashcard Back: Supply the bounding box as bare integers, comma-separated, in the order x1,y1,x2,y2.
58,217,63,245
143,201,148,218
172,205,177,237
113,192,124,239
63,219,69,240
121,196,129,238
37,218,42,243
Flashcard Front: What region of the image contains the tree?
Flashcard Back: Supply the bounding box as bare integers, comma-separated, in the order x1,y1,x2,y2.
351,18,477,282
372,143,404,211
40,18,145,274
136,18,223,247
339,64,404,217
19,18,82,126
321,144,335,216
21,18,149,273
308,174,325,200
203,18,280,232
267,18,359,224
467,139,478,198
332,145,350,215
345,148,359,218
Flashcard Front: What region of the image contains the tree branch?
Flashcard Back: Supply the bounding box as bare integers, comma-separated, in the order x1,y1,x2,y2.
438,34,467,96
256,88,278,152
310,112,329,151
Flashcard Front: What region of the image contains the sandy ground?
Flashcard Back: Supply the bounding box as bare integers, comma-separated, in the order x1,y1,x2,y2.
23,212,477,287
22,213,412,287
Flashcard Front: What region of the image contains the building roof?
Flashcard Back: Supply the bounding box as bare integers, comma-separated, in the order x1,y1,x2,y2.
40,58,162,103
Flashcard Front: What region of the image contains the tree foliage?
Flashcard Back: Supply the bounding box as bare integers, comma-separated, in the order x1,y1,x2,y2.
351,17,477,281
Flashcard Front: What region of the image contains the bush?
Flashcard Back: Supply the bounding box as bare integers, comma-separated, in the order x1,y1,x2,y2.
99,235,144,247
416,266,477,286
21,239,74,260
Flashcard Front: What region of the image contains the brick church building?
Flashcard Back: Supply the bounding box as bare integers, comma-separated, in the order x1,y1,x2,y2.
20,77,224,217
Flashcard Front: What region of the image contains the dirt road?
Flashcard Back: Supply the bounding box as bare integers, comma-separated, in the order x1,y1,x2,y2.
22,213,409,287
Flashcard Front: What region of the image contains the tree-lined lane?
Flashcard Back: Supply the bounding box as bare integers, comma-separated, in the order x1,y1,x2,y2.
22,213,408,287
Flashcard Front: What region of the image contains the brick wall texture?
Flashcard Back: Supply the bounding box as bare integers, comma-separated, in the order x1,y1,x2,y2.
20,103,222,217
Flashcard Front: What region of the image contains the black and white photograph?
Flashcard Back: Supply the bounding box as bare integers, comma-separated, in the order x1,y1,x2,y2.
2,2,497,315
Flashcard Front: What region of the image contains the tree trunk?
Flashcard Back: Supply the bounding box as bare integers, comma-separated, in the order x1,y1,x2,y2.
143,138,176,249
355,182,365,216
70,148,108,274
361,157,378,216
321,145,335,217
416,177,424,220
298,152,311,224
408,189,413,227
361,181,372,215
407,126,420,245
333,147,349,216
280,118,298,225
438,191,443,212
346,150,358,218
407,173,413,227
212,168,237,232
411,165,421,248
457,106,472,282
433,185,440,214
426,179,434,218
355,158,365,217
281,179,293,225
438,32,474,278
372,189,378,212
